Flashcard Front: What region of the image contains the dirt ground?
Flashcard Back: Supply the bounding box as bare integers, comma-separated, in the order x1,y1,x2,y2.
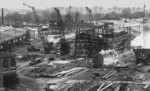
15,48,150,91
13,30,150,91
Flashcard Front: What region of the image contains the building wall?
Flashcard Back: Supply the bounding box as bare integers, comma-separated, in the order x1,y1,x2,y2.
0,59,3,89
2,58,16,71
0,56,16,90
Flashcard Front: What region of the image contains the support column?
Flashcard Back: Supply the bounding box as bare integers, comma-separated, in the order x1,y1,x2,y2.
0,59,4,91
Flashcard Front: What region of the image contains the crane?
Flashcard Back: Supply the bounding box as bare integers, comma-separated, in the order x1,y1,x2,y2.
68,6,72,21
86,7,93,23
68,6,71,15
54,8,64,36
23,3,40,24
23,3,51,54
54,8,70,55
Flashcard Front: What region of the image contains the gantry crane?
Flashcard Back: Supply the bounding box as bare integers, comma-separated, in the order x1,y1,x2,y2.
23,3,51,54
54,8,70,55
86,7,93,23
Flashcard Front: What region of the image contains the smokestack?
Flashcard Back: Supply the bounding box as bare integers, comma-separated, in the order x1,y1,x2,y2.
2,8,4,25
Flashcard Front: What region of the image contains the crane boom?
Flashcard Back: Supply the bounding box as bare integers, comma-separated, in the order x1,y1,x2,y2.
54,8,63,26
86,7,93,22
23,3,40,24
86,7,92,13
54,8,64,36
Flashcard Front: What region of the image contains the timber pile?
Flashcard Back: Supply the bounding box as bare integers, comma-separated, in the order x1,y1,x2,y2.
39,67,86,78
54,67,86,77
66,81,94,91
62,64,150,91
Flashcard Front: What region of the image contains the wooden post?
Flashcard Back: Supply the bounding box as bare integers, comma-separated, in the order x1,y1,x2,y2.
74,29,77,60
35,66,36,77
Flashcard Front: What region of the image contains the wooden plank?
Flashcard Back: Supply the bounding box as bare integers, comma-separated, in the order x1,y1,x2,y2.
97,83,105,91
99,83,113,91
114,84,121,91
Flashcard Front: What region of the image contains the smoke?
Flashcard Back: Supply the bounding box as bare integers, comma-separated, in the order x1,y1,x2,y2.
131,22,150,49
143,23,150,48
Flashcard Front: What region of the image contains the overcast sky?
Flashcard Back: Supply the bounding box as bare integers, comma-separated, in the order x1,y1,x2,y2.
0,0,149,9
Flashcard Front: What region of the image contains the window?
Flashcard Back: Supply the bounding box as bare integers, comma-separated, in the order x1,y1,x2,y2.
11,58,16,67
1,46,3,49
3,59,8,68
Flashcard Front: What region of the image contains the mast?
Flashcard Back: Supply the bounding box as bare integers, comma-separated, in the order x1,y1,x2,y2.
143,4,147,48
2,8,4,25
143,4,146,23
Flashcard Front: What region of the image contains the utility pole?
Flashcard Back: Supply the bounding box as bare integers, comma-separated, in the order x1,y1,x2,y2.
1,8,4,25
143,4,146,48
0,31,1,39
143,4,146,23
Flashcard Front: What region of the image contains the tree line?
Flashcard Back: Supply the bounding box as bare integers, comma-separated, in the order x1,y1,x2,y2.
1,7,148,27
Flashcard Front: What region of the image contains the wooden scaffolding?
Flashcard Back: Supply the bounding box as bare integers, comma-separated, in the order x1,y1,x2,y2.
74,27,103,60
